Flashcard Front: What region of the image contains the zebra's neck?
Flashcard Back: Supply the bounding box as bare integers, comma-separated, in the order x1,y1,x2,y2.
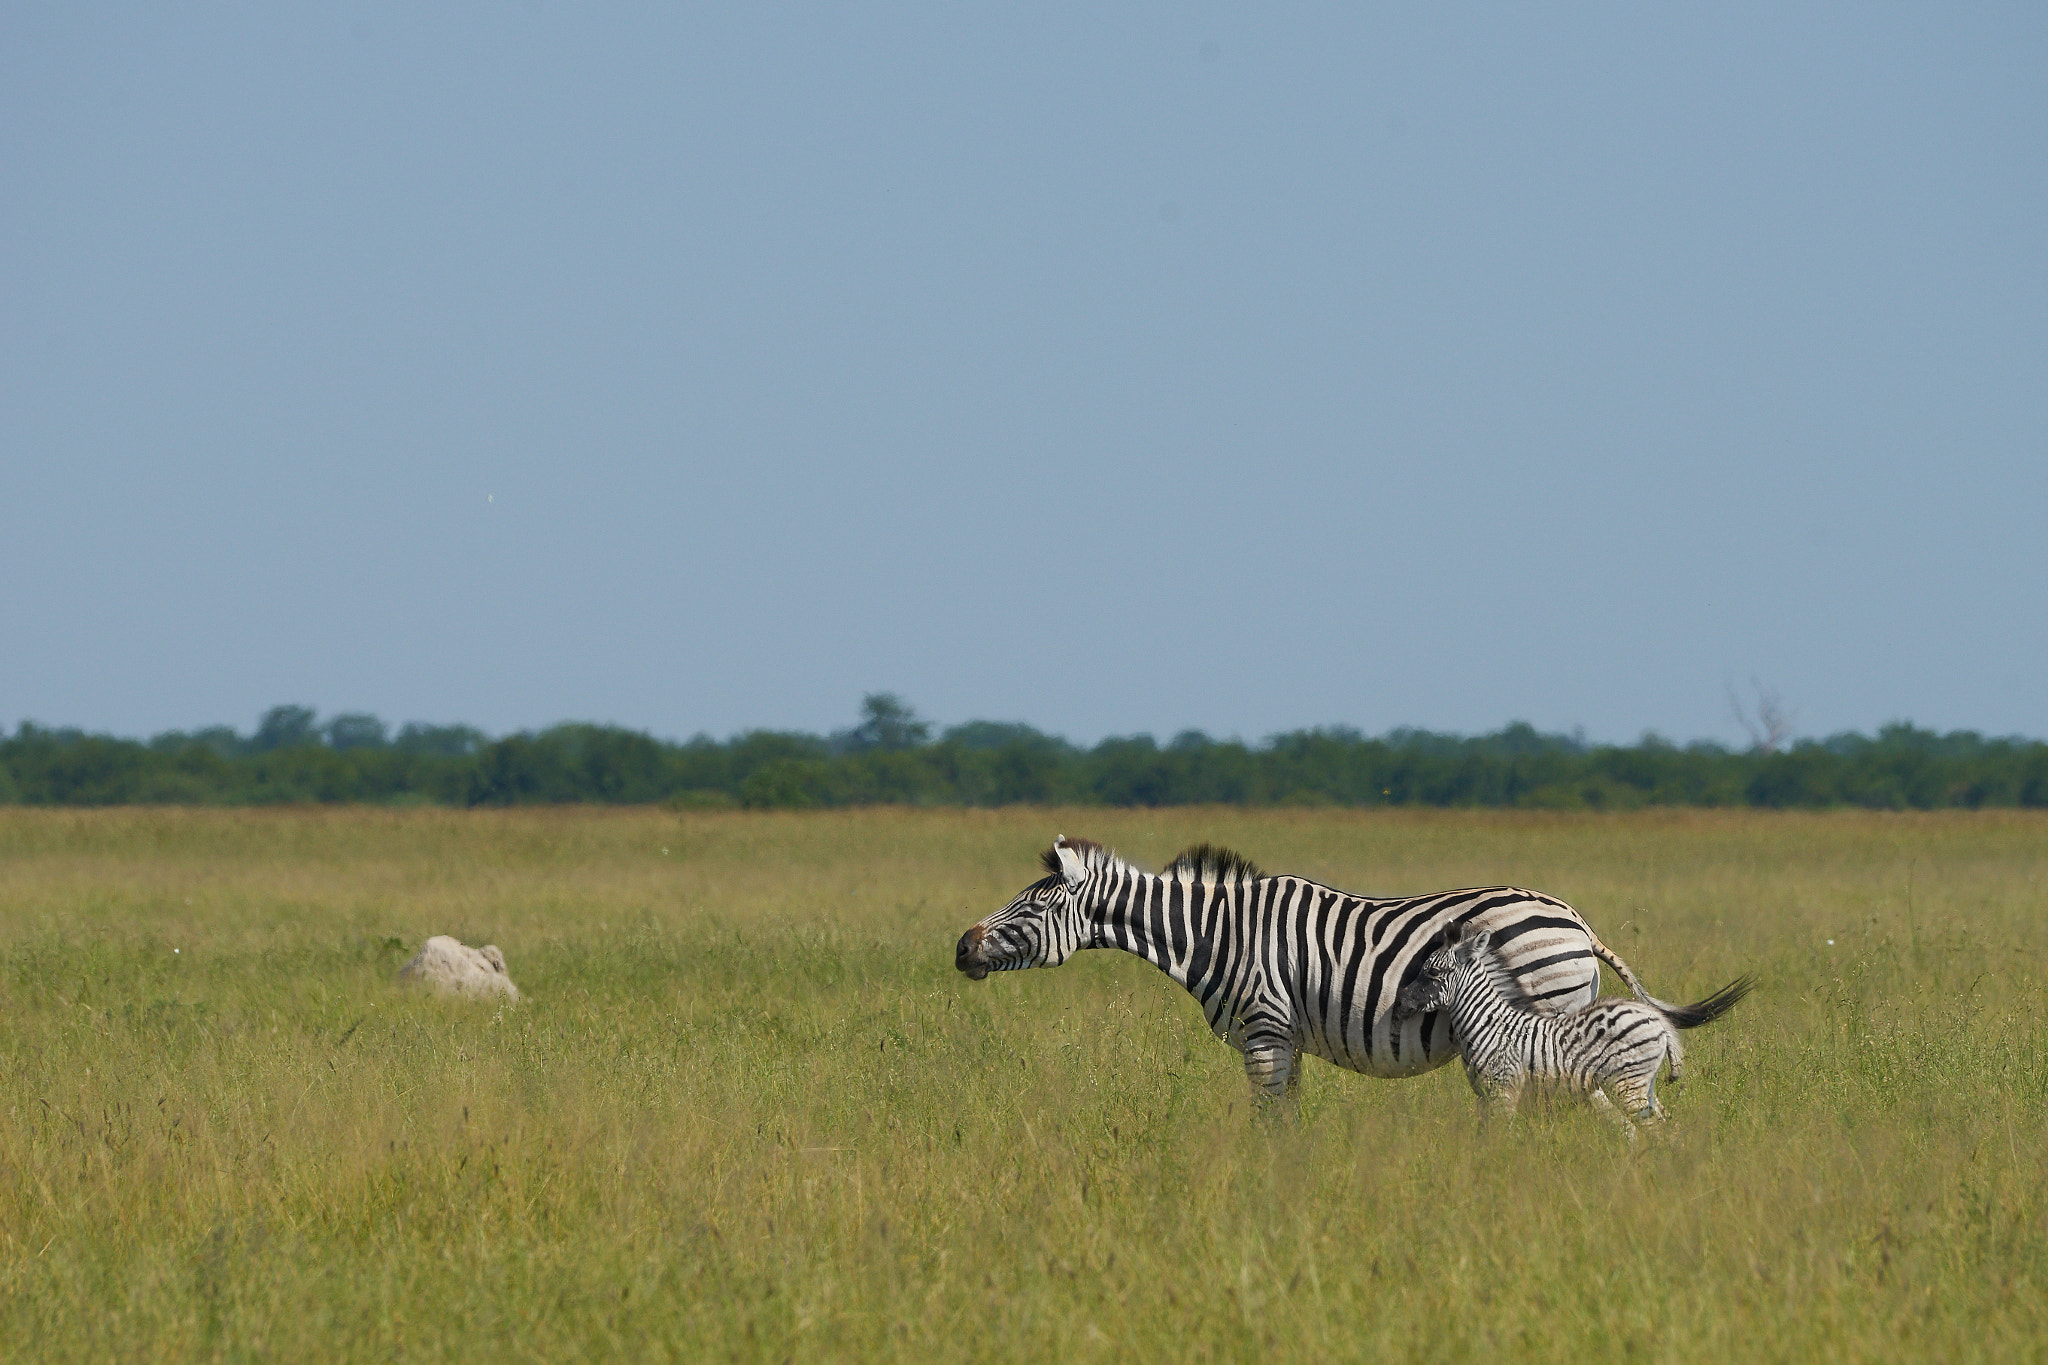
1084,866,1243,988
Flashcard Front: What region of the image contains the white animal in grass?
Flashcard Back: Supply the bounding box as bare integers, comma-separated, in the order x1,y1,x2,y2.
397,935,519,1001
1395,927,1751,1142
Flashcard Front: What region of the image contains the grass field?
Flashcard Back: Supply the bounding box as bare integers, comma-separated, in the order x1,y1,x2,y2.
1,807,2044,1362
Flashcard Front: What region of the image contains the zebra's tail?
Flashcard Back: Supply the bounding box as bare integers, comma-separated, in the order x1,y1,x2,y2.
1586,930,1659,1006
1657,976,1756,1030
1590,929,1755,1027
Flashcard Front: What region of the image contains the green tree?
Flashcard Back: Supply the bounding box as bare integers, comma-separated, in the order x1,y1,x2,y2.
252,705,320,753
323,714,389,750
838,693,930,752
394,723,488,756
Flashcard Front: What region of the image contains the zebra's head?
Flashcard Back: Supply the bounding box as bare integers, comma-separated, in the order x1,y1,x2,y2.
1395,926,1492,1017
955,837,1100,980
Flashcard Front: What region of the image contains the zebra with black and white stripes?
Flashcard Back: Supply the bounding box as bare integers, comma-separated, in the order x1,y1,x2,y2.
1393,926,1752,1139
952,836,1688,1097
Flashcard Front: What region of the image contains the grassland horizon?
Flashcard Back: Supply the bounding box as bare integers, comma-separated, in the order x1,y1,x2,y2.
2,807,2043,1361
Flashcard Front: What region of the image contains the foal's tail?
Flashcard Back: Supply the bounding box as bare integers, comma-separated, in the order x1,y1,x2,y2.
1657,976,1757,1030
1652,975,1754,1087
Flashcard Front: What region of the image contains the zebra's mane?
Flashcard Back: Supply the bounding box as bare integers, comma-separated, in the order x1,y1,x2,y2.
1041,837,1134,877
1165,843,1265,886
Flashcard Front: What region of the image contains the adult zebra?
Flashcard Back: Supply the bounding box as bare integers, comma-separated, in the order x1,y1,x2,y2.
953,836,1671,1097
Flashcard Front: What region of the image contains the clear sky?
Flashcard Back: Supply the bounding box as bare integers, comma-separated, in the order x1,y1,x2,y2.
5,5,2043,747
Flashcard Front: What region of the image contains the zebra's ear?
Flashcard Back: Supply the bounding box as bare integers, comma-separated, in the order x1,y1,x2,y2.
1463,926,1493,958
1052,838,1089,890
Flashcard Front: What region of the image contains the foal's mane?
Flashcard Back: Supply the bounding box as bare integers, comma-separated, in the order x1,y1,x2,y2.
1451,926,1539,1012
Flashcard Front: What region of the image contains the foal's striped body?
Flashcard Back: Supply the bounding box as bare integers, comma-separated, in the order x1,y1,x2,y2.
1396,927,1753,1139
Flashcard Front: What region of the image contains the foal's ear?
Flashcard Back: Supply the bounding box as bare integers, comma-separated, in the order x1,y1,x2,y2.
1462,926,1494,957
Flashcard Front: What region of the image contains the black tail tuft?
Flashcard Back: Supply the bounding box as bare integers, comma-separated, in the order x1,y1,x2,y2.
1661,976,1756,1029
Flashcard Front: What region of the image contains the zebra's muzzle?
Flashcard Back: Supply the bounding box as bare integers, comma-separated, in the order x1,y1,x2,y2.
956,926,990,980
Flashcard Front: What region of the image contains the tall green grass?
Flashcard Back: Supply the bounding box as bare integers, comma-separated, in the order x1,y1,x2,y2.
1,808,2043,1361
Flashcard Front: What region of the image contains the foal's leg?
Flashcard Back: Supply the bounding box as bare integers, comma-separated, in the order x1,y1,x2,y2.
1588,1087,1639,1148
1611,1069,1665,1125
1475,1073,1523,1133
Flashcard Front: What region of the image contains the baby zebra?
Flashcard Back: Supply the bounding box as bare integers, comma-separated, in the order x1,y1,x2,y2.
1395,927,1753,1142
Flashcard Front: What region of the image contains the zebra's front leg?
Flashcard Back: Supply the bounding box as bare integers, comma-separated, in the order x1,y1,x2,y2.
1242,1043,1297,1105
1469,1058,1524,1133
1472,1073,1523,1134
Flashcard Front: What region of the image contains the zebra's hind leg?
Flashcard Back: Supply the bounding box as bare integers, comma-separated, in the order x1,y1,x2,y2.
1611,1073,1666,1124
1642,1074,1670,1124
1587,1088,1640,1148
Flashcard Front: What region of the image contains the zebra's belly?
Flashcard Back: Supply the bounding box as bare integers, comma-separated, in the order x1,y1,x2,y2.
1299,1009,1461,1079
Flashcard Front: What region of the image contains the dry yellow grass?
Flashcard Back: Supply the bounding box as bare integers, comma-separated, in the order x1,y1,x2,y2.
1,807,2044,1361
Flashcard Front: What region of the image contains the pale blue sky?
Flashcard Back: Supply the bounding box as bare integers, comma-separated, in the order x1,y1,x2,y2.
4,5,2043,746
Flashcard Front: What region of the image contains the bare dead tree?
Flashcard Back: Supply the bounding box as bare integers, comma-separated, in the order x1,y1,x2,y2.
1727,677,1796,754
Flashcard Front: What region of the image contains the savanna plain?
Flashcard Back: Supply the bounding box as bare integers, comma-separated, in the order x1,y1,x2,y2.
1,807,2043,1363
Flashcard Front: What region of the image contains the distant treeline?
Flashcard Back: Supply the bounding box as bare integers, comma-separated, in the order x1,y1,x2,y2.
3,696,2046,811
